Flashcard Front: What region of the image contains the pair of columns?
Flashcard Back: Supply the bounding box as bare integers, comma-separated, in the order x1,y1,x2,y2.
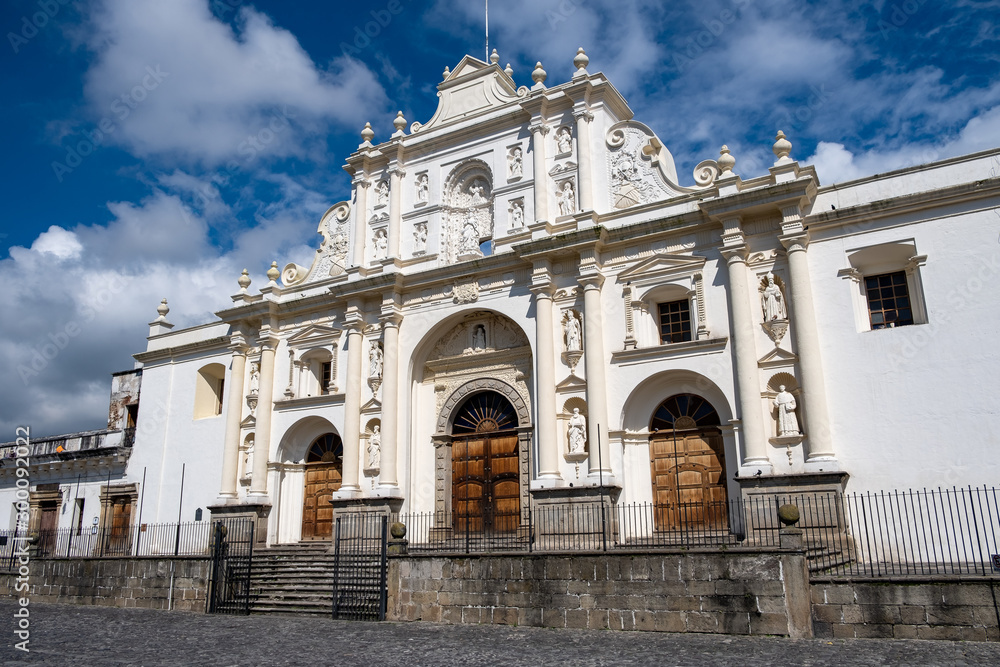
352,166,405,267
530,108,594,222
722,231,835,467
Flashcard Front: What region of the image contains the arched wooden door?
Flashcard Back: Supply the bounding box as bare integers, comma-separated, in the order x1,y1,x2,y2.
649,394,728,531
451,391,520,533
301,433,343,540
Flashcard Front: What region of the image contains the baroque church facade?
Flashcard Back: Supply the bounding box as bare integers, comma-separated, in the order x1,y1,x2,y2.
7,50,999,546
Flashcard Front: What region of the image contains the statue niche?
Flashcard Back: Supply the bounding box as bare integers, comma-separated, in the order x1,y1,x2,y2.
442,160,494,264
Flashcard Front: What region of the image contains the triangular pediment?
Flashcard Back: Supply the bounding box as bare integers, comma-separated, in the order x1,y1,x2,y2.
556,373,587,391
617,252,706,286
361,396,382,413
240,414,256,428
758,346,798,367
411,55,521,135
447,55,490,81
287,324,342,346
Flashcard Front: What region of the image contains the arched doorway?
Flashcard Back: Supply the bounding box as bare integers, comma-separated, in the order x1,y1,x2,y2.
451,391,520,533
301,433,343,540
649,394,728,531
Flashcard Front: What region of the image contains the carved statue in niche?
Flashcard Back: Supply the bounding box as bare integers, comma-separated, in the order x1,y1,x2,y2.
243,436,254,479
557,181,576,217
443,161,494,264
472,324,486,350
774,385,800,436
369,343,383,379
460,217,480,254
376,181,389,207
367,426,381,469
248,362,260,395
373,229,388,260
413,222,428,254
510,200,524,229
556,127,573,155
564,310,582,351
567,408,586,453
508,147,523,178
761,274,787,321
416,174,428,203
469,179,487,205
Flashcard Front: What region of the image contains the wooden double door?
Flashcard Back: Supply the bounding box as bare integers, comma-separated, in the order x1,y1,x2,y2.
452,433,521,533
650,429,728,531
301,463,342,540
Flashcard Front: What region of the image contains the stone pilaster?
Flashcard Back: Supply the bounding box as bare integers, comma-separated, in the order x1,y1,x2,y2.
352,178,370,267
387,167,405,260
530,266,561,483
573,110,594,211
339,309,364,494
249,334,277,497
379,304,402,488
579,274,611,477
529,122,550,223
218,335,247,500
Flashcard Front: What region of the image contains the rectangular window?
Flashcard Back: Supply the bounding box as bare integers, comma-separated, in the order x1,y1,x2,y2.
74,498,85,535
657,300,692,344
864,271,914,330
320,362,332,395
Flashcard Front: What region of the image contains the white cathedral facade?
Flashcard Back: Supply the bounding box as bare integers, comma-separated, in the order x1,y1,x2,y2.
7,50,1000,546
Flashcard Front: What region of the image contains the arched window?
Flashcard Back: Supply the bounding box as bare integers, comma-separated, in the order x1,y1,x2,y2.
650,393,720,432
193,363,226,419
306,433,343,463
452,392,517,435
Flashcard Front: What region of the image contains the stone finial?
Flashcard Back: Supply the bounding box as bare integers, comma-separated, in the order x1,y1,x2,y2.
442,65,450,79
360,122,375,145
490,48,499,65
531,61,547,87
718,145,736,178
778,503,800,526
573,47,589,78
238,268,251,292
267,261,280,283
149,298,174,336
504,63,514,77
393,111,407,136
156,298,169,319
773,130,793,164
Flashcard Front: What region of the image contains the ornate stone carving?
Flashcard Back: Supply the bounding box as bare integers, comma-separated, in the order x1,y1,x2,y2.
299,202,350,283
415,173,429,204
763,319,789,346
366,425,381,472
369,342,383,379
443,160,494,263
507,146,523,180
567,408,586,454
563,309,582,351
452,281,479,304
774,385,801,436
413,222,428,255
375,180,389,207
373,229,388,261
761,273,787,321
556,126,573,156
509,199,524,229
557,180,576,217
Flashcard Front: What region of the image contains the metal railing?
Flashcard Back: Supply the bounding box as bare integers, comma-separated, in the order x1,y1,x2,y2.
0,521,216,560
394,486,1000,578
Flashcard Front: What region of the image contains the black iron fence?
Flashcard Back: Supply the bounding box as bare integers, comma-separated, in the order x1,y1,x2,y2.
395,486,1000,578
332,513,388,621
0,521,216,560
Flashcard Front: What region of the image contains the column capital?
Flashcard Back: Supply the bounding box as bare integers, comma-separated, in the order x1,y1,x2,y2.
379,311,403,328
779,231,810,254
577,273,605,290
352,176,372,189
720,245,749,264
573,109,594,123
529,122,551,136
529,282,556,298
257,334,279,351
387,166,406,178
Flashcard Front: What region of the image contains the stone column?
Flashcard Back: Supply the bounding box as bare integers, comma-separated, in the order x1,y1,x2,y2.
530,276,560,481
387,167,404,260
352,178,370,267
218,338,247,499
340,319,364,493
529,122,550,223
781,232,836,461
574,110,594,211
720,247,770,467
249,336,277,496
379,310,402,488
580,275,611,476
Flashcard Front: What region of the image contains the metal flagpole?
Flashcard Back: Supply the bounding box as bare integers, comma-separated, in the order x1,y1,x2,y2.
485,0,489,60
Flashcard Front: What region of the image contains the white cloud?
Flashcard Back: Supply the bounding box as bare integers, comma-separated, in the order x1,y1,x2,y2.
30,226,84,260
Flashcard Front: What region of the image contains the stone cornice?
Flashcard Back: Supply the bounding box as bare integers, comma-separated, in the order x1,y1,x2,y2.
611,337,729,365
133,336,230,364
699,176,818,222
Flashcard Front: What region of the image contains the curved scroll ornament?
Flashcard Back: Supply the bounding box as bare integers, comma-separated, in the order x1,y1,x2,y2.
693,160,720,187
289,201,351,285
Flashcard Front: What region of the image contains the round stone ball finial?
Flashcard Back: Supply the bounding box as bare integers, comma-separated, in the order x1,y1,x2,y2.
156,298,169,318
361,122,375,144
267,261,280,283
390,522,407,539
532,61,547,85
773,130,793,163
490,48,499,65
442,65,450,80
238,268,251,292
504,63,514,77
393,111,407,133
573,47,589,73
777,504,800,526
718,145,736,176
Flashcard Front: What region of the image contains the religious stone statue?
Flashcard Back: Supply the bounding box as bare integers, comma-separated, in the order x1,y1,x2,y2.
568,408,586,454
369,343,383,379
774,385,800,436
413,222,428,254
373,229,388,260
472,324,486,350
761,274,787,321
556,127,573,155
557,181,576,217
468,180,487,205
376,181,389,207
510,200,524,229
565,310,582,351
248,362,260,395
367,426,381,469
508,147,523,178
243,436,254,480
460,218,479,253
416,174,428,203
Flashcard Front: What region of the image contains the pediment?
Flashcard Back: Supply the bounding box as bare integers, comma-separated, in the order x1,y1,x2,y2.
411,56,522,134
758,346,798,367
361,396,382,413
617,252,706,286
240,414,256,428
556,373,587,391
287,324,342,346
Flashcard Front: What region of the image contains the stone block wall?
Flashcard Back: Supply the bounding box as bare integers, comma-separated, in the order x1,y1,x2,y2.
0,557,211,612
811,578,1000,641
388,550,812,637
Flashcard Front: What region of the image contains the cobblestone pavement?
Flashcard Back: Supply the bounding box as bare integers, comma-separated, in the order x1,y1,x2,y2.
2,601,999,666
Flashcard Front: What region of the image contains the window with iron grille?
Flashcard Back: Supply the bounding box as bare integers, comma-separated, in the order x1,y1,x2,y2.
864,271,914,329
657,299,692,344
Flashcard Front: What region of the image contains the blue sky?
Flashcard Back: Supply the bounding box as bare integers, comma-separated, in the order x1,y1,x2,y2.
2,0,999,438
